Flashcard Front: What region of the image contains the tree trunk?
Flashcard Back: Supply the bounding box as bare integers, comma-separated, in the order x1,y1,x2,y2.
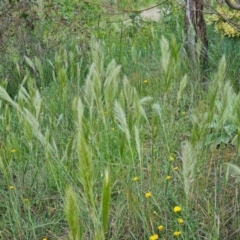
185,0,208,72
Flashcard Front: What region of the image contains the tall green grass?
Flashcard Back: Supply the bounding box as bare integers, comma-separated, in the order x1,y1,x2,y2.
1,6,240,239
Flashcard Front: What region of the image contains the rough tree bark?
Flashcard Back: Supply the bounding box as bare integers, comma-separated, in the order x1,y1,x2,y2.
185,0,208,71
185,0,240,73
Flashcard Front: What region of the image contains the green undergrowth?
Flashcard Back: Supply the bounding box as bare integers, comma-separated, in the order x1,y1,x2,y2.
0,1,240,240
1,37,240,239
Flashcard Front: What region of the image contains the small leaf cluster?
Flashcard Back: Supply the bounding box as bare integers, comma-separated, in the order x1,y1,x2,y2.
206,6,240,38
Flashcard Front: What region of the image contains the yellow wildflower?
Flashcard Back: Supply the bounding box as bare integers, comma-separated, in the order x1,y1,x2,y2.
143,79,148,83
42,238,48,240
158,225,164,231
133,176,139,181
149,234,158,240
169,155,174,161
166,176,171,180
181,111,186,115
173,166,179,171
177,218,184,224
145,191,152,198
9,186,14,190
173,206,181,213
173,231,181,237
11,149,16,153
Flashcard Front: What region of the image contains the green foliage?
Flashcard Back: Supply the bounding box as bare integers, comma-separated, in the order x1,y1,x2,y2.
206,6,240,38
1,1,240,239
0,0,101,96
100,168,111,235
65,187,82,240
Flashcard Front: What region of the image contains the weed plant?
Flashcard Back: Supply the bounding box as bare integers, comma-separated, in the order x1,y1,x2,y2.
0,1,240,240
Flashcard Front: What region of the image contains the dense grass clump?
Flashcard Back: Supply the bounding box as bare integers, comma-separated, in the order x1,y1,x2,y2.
1,1,240,240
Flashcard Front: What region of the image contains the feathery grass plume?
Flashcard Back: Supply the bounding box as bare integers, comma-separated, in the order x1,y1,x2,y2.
138,96,153,123
205,59,223,124
23,108,46,147
18,83,42,120
33,90,42,120
170,35,179,62
122,77,142,130
51,137,60,160
104,59,121,111
190,58,228,146
54,49,62,71
0,86,19,110
130,45,138,64
215,81,234,127
58,67,67,90
152,103,162,119
24,56,36,72
105,59,121,87
90,62,104,114
118,90,125,116
44,127,51,159
57,67,67,104
209,55,231,122
25,72,38,99
65,186,82,240
122,76,132,108
84,64,96,122
63,48,69,69
131,88,141,128
76,98,95,209
55,48,66,71
76,62,81,87
160,36,173,92
181,141,197,198
177,74,188,105
16,63,21,78
191,58,232,146
190,111,209,146
34,56,43,80
233,95,240,154
77,98,84,132
100,168,111,235
69,50,75,80
139,96,153,106
213,55,226,85
76,98,107,239
62,135,75,162
207,88,218,124
114,100,131,145
18,85,30,109
160,36,170,74
90,39,104,77
53,49,67,103
22,118,34,150
225,163,240,182
0,86,55,153
134,125,142,168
